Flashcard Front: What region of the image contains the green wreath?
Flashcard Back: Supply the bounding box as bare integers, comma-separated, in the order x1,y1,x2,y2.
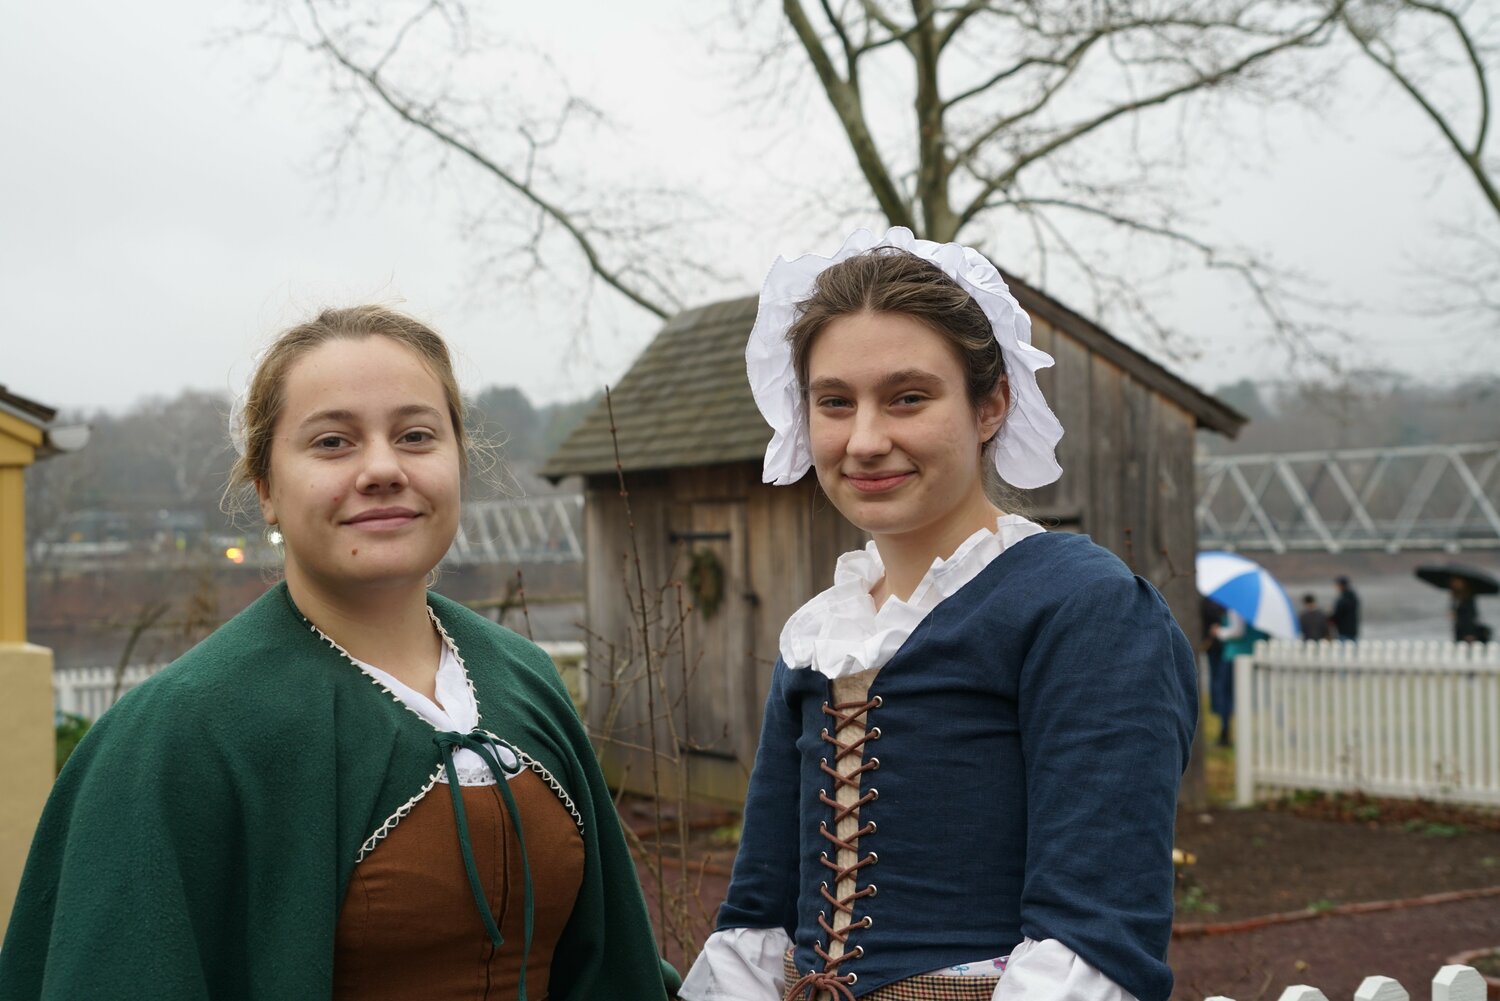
687,548,726,620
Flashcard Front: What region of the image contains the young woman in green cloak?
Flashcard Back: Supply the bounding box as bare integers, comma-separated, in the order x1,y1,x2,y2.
0,306,677,1001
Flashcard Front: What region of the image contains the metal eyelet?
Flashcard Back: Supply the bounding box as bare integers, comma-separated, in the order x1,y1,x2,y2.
871,695,883,708
867,883,878,895
868,726,882,739
861,916,874,928
819,788,827,798
868,757,880,769
866,821,877,833
867,852,879,863
820,851,829,860
868,788,879,800
820,756,828,766
853,945,865,958
819,820,828,830
848,972,859,984
820,880,828,890
820,727,830,738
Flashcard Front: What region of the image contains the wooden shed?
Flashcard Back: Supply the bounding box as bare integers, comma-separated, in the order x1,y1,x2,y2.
542,285,1245,803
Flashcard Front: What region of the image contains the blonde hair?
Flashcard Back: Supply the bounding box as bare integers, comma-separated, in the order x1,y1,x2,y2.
227,305,472,500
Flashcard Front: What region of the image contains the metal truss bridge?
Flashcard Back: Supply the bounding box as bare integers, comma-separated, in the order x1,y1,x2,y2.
446,494,584,565
1197,441,1500,554
452,441,1500,564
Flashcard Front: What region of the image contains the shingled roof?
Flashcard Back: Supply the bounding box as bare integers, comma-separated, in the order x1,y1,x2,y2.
541,296,767,479
542,284,1243,479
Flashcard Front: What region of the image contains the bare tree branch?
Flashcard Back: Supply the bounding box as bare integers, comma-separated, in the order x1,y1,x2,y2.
1342,0,1498,218
941,10,1305,113
855,0,904,40
819,0,860,71
299,1,673,319
935,0,987,53
955,6,1345,229
942,37,1096,113
987,194,1341,361
783,0,918,229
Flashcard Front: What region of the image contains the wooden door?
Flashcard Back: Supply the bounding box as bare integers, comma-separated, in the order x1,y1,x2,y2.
672,499,753,767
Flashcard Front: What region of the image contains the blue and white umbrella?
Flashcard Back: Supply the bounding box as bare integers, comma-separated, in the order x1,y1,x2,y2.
1195,551,1300,639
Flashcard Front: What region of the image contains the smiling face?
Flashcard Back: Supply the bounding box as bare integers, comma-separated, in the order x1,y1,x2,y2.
806,310,1008,555
255,336,461,600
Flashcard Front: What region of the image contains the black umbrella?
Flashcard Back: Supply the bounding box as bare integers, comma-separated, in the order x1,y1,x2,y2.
1414,563,1500,596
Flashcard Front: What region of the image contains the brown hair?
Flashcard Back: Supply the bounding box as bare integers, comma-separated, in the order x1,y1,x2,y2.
786,248,1007,410
787,248,1020,508
227,305,472,499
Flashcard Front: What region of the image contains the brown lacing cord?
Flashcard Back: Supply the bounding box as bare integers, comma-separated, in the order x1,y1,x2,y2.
785,696,882,1001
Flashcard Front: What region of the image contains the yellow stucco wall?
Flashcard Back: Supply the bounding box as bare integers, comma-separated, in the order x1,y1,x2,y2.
0,466,28,645
0,408,50,928
0,643,53,929
0,409,43,645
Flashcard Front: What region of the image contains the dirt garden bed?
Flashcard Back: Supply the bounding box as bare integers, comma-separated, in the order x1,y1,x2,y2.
1169,795,1500,999
1173,796,1500,923
630,792,1500,997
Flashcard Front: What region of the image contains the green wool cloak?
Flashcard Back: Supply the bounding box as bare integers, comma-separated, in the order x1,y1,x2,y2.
0,583,678,1001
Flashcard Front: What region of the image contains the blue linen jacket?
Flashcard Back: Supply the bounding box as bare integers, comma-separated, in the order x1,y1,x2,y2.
716,532,1197,1001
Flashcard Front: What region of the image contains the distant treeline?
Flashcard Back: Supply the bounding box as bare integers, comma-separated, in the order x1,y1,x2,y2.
1207,376,1500,455
24,386,598,551
26,374,1500,551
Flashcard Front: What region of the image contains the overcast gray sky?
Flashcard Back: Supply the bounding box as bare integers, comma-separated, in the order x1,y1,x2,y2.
3,1,1493,417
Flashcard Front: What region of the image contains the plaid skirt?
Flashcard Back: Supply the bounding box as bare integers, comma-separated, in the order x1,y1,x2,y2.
781,949,1001,1001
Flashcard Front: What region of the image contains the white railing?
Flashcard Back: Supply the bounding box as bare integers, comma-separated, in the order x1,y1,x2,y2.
1197,441,1500,553
54,642,587,723
1234,640,1500,807
1206,964,1484,1000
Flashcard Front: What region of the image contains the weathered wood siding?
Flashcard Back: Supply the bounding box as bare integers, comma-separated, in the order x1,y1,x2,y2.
1027,317,1201,644
581,465,863,803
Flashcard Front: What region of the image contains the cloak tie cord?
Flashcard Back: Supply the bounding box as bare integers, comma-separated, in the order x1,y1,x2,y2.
434,729,535,1001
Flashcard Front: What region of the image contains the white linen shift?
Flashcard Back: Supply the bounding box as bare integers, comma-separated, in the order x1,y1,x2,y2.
678,516,1139,1001
349,641,519,786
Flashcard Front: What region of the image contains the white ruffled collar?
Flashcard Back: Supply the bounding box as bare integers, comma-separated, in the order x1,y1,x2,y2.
779,514,1046,678
349,639,519,786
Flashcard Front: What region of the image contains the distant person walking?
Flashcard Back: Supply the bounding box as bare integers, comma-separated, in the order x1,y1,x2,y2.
1331,575,1360,640
1451,579,1492,643
1212,609,1265,746
1201,596,1227,663
1298,593,1329,640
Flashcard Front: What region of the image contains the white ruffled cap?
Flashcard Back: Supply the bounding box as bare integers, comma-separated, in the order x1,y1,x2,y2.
746,226,1064,489
228,394,248,457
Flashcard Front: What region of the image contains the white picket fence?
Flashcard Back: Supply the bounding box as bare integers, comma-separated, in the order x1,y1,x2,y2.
1234,639,1500,807
7,958,1466,1000
1205,964,1485,1000
54,664,161,721
54,642,588,723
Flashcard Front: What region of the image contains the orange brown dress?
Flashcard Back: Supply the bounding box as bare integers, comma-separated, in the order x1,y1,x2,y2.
333,771,585,1000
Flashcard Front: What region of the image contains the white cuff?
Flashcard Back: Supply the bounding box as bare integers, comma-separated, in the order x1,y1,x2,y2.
993,938,1138,1001
679,927,792,1001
